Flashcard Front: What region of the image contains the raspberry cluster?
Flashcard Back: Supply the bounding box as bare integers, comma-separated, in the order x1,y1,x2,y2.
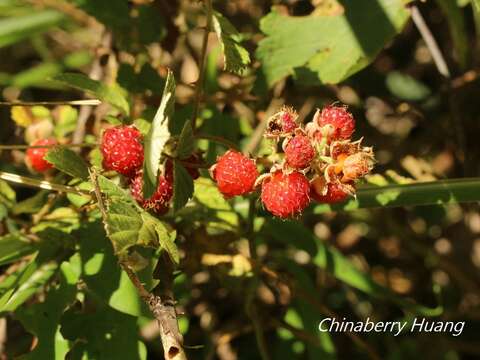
100,125,200,214
210,104,375,219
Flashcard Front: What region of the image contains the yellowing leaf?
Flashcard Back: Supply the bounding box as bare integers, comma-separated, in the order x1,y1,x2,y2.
11,106,33,127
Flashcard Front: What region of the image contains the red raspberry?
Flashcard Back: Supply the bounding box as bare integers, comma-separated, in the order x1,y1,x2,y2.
101,125,144,177
26,138,57,172
285,134,315,169
311,180,352,204
280,110,297,134
316,105,355,140
130,170,173,214
261,171,310,218
211,150,258,198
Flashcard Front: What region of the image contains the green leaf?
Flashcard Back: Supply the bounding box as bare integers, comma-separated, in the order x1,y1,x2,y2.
73,0,130,30
66,181,93,208
96,175,177,260
386,71,431,101
0,179,16,208
257,1,409,86
473,0,480,11
0,234,36,266
53,73,130,115
54,105,78,139
118,63,165,94
193,178,238,231
60,305,147,360
0,260,58,313
135,5,167,45
15,261,78,360
143,69,175,198
313,178,480,213
264,220,442,316
172,161,194,213
211,11,251,74
44,146,89,180
96,176,148,255
73,222,146,316
0,10,64,48
12,62,62,89
12,191,49,215
176,120,195,159
154,220,179,264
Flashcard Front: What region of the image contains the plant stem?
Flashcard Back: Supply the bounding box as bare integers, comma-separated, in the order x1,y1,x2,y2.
0,171,90,195
410,5,450,78
89,168,187,360
0,143,97,150
0,99,101,106
191,0,213,132
193,134,239,151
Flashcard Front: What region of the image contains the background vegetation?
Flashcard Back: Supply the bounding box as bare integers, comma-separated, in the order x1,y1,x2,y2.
0,0,480,359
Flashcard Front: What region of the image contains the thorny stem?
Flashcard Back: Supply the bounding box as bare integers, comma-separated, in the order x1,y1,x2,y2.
191,0,213,132
89,169,187,360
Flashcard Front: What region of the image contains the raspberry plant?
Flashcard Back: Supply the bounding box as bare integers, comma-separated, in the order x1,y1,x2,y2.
1,1,480,359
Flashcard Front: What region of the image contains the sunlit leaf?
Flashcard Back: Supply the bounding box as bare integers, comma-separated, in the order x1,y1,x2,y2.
53,73,130,115
212,11,251,74
96,175,178,262
15,261,78,360
257,1,409,86
60,304,147,360
143,69,175,198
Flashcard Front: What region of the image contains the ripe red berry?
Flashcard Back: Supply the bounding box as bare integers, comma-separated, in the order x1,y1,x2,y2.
285,134,315,169
130,170,173,214
316,105,355,140
26,138,57,172
100,125,144,177
211,150,258,198
310,180,352,204
261,171,310,218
